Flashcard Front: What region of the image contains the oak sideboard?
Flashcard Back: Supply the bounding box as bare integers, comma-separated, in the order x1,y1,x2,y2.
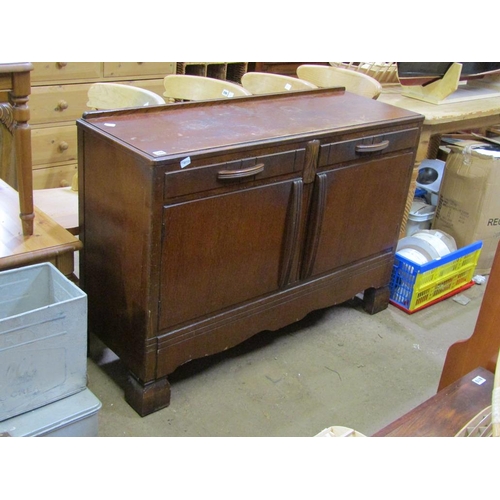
77,88,423,416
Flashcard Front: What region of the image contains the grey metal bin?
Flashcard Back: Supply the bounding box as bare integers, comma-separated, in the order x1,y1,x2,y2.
0,263,88,422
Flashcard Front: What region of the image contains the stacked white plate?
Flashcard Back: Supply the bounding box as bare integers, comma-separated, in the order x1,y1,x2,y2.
397,229,457,265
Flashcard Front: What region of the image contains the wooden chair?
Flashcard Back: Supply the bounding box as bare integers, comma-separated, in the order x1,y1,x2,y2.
297,64,382,99
163,74,251,102
33,84,166,235
240,72,317,95
86,82,166,109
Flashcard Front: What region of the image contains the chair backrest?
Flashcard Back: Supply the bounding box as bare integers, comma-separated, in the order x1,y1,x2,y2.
240,72,317,95
163,74,251,101
297,65,382,99
87,83,166,109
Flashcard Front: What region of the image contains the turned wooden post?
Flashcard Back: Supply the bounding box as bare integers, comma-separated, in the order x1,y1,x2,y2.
10,66,34,235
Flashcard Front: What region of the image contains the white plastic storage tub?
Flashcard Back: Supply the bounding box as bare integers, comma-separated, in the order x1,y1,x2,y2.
0,263,88,422
0,388,101,437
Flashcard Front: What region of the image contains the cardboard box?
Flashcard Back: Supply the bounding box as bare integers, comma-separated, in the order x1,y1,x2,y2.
432,142,500,274
0,263,87,421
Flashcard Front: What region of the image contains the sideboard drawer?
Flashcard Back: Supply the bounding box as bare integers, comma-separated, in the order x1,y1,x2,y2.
31,125,77,167
164,148,305,199
31,62,102,83
319,127,421,167
103,62,176,79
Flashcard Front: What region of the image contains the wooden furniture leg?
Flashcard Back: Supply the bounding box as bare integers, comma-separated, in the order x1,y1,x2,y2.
125,374,171,417
11,70,34,236
0,63,35,236
438,242,500,391
363,285,391,314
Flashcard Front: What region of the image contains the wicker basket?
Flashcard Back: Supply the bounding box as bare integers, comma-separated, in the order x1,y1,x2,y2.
329,62,399,84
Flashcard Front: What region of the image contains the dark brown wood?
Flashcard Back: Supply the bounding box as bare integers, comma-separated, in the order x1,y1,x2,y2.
438,242,500,391
363,285,391,315
251,62,329,76
374,367,494,437
78,89,423,416
125,374,171,417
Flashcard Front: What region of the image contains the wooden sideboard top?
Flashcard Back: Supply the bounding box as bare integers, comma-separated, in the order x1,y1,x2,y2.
78,89,424,160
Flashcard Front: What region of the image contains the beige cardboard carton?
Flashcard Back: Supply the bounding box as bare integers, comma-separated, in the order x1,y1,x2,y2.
432,143,500,274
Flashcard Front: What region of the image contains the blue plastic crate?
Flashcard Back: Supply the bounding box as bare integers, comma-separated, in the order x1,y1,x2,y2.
389,240,482,313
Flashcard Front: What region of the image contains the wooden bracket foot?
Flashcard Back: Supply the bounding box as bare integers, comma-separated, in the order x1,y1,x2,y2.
363,285,390,315
125,374,171,417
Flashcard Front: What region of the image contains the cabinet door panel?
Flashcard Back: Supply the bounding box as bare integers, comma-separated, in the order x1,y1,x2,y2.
159,180,301,330
303,152,414,278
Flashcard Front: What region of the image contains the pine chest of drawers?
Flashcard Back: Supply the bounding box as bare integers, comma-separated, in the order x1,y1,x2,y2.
77,88,423,416
29,62,176,188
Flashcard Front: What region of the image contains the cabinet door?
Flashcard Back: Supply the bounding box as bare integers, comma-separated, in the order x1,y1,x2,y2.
302,152,414,279
158,179,302,330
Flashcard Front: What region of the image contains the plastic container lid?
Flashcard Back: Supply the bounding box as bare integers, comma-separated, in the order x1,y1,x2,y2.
409,200,435,222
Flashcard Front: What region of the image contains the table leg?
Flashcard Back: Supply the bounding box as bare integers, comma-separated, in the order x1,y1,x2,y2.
11,70,34,236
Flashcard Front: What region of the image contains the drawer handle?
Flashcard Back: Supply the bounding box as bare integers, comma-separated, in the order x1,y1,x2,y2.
58,141,69,152
217,163,265,180
355,140,389,153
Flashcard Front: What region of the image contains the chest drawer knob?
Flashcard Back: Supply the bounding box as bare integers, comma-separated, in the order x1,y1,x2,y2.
217,163,265,180
355,140,390,154
56,62,68,69
58,141,69,152
56,100,69,112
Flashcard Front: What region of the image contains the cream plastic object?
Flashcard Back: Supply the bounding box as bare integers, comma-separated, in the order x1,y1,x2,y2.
315,426,366,437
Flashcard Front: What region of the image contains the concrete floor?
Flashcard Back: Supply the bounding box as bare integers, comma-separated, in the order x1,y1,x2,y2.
86,278,487,437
